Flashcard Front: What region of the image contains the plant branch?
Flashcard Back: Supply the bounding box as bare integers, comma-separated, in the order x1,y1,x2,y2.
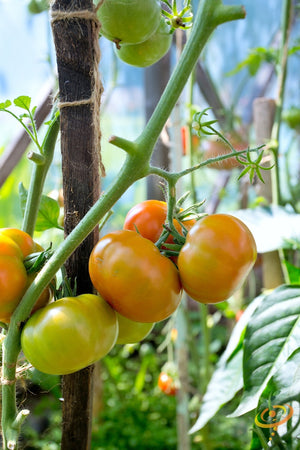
21,111,60,236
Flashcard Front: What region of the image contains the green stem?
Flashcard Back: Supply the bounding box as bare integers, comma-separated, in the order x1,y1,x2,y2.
270,0,293,206
187,68,197,204
2,109,40,151
21,112,60,236
252,426,270,450
200,304,211,391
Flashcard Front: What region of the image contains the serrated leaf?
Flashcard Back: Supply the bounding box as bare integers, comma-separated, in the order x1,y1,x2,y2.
189,294,265,434
0,99,12,109
229,285,300,417
14,95,31,110
19,184,63,231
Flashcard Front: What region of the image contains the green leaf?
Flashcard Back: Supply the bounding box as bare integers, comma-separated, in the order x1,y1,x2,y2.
250,348,300,449
226,47,278,77
0,99,12,109
19,183,63,231
229,285,300,418
260,347,300,406
14,95,31,111
189,294,265,433
189,350,243,434
35,195,63,231
284,261,300,284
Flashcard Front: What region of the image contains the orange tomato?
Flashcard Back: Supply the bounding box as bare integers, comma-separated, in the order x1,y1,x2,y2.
178,214,257,303
89,230,182,323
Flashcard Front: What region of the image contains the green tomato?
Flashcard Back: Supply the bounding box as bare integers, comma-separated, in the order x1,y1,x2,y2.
116,312,154,344
97,0,161,45
115,18,173,67
21,294,118,375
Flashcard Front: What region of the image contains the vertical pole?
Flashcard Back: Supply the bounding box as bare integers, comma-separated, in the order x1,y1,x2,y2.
50,1,102,448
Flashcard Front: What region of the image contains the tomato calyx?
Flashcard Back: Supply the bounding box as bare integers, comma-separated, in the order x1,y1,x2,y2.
155,198,206,256
23,244,53,274
162,0,193,31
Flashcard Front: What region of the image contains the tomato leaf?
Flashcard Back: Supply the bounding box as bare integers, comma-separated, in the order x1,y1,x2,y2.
229,285,300,418
250,348,300,449
189,350,243,434
189,294,264,433
283,261,300,284
19,183,63,231
13,95,31,111
0,99,12,109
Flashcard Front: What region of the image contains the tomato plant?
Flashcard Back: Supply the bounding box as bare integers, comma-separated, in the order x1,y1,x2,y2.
88,230,182,322
178,214,257,303
97,0,161,45
123,199,195,244
21,294,118,375
115,17,173,67
158,371,177,396
116,312,154,344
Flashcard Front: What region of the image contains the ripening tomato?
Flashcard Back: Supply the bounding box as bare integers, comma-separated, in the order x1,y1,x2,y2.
89,230,182,323
0,228,35,258
97,0,161,45
115,17,172,67
0,254,28,323
203,133,248,170
116,312,154,344
0,229,54,323
21,294,118,375
124,200,195,244
158,372,177,396
178,214,257,303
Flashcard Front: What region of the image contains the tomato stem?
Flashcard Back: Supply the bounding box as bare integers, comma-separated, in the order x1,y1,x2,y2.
21,110,60,236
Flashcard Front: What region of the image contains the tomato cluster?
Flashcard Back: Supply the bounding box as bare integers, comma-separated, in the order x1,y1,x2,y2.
122,200,257,304
96,0,173,67
0,228,52,323
17,198,256,377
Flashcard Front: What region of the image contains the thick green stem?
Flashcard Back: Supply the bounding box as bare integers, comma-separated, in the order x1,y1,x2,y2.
21,112,60,236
